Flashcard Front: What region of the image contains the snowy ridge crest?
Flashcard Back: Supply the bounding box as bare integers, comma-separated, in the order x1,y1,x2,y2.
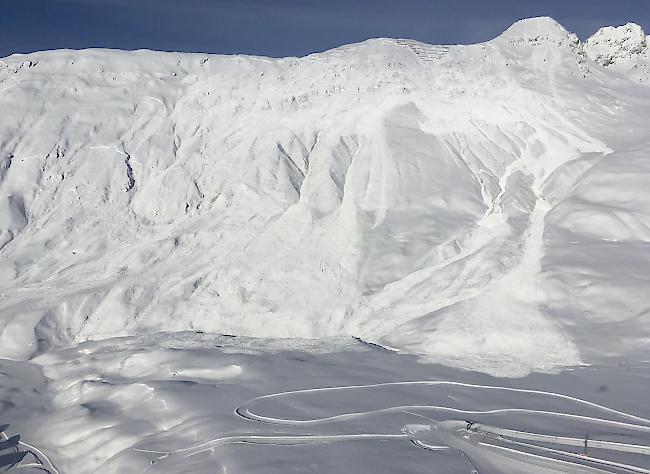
585,23,648,66
496,17,580,48
0,17,650,377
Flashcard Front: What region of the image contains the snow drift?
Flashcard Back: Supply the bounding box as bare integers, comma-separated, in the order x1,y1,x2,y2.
1,17,649,376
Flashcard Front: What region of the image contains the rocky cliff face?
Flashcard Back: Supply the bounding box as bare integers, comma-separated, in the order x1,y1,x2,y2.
584,22,649,82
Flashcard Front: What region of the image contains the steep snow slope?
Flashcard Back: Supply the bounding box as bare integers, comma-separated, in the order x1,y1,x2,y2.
1,17,650,376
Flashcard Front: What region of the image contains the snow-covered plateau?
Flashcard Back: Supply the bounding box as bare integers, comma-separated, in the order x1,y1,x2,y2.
1,16,650,473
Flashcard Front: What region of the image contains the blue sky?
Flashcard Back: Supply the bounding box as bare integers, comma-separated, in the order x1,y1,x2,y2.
1,0,649,58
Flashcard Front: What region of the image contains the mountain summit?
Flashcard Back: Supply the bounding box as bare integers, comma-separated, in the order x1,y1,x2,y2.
584,22,649,84
498,16,576,44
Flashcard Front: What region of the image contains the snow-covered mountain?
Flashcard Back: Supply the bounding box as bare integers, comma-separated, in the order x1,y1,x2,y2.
1,17,649,376
584,22,649,81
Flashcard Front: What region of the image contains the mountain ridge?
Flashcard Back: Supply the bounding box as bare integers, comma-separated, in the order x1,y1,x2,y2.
1,17,649,377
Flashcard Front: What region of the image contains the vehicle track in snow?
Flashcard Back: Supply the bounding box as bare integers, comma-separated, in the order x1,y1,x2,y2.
143,381,650,472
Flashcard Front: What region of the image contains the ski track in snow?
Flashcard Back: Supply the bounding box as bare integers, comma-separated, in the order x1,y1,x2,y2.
2,16,650,473
0,427,59,474
143,381,650,473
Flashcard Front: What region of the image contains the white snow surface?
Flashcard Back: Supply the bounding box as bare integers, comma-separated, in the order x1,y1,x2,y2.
1,17,650,376
584,22,649,81
3,334,650,473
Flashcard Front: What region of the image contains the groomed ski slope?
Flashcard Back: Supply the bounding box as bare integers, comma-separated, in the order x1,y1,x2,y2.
1,17,650,376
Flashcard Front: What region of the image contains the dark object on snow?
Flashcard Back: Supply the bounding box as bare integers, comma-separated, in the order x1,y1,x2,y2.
0,452,28,471
0,436,20,453
0,425,28,471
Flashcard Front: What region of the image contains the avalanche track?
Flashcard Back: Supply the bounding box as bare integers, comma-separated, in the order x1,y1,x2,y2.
2,17,650,377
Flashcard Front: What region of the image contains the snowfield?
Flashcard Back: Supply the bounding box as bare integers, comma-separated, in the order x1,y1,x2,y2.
1,16,650,473
3,334,650,473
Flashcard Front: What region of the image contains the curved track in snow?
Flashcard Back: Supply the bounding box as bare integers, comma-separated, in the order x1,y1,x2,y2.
144,381,650,472
0,428,59,474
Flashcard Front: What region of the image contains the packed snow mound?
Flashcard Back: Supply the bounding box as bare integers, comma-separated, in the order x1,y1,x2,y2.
1,18,650,376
